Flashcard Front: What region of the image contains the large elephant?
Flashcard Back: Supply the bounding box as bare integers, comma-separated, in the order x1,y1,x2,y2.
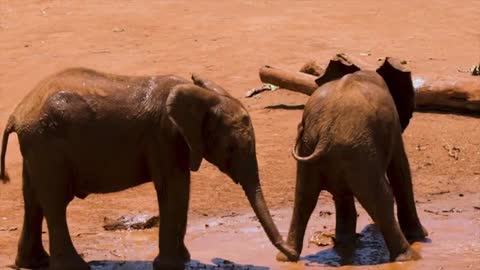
276,57,428,262
0,68,297,270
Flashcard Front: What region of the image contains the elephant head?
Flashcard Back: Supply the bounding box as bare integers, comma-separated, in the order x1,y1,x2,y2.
166,74,298,260
314,53,361,86
376,57,416,131
314,54,415,131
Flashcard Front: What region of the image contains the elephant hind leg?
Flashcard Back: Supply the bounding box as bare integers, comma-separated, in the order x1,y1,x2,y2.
30,161,89,270
349,169,415,262
333,192,358,249
332,192,358,266
387,141,427,241
15,162,49,269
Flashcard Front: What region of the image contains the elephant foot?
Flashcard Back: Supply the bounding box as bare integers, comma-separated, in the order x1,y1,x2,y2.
402,224,428,242
15,248,50,269
333,233,360,250
50,254,90,270
180,244,191,262
393,247,421,262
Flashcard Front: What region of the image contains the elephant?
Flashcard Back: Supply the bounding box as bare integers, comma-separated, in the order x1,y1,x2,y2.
0,68,297,270
276,56,428,263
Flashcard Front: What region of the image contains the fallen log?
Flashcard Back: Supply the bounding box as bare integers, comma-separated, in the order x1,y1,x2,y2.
258,65,480,114
414,76,480,113
259,65,318,96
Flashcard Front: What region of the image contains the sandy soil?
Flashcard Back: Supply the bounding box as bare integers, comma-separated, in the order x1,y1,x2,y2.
0,1,479,269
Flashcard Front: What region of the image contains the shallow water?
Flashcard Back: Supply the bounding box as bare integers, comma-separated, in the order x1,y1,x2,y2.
74,195,480,270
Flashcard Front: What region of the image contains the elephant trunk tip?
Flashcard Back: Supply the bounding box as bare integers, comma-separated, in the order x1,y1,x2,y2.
0,171,10,183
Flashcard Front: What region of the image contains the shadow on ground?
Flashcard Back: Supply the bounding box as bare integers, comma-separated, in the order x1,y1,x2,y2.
89,258,269,270
264,104,305,110
302,224,390,267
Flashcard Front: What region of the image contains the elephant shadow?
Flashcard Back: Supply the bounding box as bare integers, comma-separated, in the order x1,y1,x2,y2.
302,224,392,267
88,258,269,270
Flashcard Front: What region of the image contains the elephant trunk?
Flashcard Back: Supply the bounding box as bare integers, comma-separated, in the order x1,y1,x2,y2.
242,181,298,261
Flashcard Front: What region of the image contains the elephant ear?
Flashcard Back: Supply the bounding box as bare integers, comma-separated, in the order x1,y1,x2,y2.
376,57,415,131
314,53,361,87
191,73,231,96
166,84,220,171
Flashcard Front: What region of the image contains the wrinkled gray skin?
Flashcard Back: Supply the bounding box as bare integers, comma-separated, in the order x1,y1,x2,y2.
0,69,297,270
277,58,428,263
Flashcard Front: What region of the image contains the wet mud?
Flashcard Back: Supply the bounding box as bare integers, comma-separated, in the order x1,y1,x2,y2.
5,193,475,270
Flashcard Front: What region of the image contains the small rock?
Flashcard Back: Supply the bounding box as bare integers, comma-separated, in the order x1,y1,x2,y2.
112,27,125,33
416,144,427,151
309,231,334,246
318,210,333,217
471,64,480,76
443,145,460,160
0,226,17,231
103,214,159,231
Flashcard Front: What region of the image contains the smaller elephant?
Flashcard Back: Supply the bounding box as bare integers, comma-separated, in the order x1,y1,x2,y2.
0,69,297,270
277,56,428,263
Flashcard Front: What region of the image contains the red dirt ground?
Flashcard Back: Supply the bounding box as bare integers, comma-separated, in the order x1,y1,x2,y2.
0,1,479,269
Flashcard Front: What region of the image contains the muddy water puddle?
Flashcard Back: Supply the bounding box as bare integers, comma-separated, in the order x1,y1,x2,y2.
4,195,479,270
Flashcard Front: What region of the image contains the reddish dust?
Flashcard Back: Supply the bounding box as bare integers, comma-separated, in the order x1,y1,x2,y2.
0,0,479,269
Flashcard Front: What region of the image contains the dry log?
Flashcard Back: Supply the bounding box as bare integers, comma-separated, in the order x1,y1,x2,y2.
259,65,318,96
414,76,480,113
258,65,480,114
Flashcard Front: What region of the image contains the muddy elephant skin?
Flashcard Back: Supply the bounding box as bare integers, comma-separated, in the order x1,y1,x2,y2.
0,68,297,270
277,57,428,263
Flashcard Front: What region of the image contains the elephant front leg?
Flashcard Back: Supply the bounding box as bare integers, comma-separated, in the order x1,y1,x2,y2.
277,162,322,262
15,165,49,269
387,142,428,241
153,169,191,270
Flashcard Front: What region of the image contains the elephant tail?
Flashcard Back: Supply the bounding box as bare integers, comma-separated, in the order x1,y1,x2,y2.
291,122,326,163
291,134,326,163
291,141,325,163
1,116,15,183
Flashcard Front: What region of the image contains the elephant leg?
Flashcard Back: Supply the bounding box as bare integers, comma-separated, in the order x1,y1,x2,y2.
15,163,49,269
153,168,190,270
333,192,357,249
387,142,427,241
350,170,417,262
33,166,89,270
277,162,322,261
